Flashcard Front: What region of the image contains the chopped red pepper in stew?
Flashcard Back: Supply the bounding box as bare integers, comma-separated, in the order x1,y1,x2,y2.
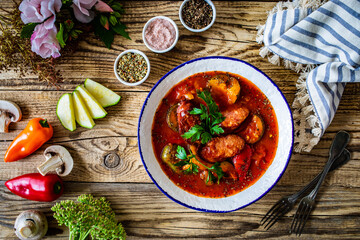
152,71,278,198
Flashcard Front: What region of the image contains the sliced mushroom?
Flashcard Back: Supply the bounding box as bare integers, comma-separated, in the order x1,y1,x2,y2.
0,100,22,133
14,210,48,240
37,145,74,176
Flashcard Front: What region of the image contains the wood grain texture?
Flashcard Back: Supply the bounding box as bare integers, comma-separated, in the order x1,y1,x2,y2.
0,182,359,239
0,0,359,239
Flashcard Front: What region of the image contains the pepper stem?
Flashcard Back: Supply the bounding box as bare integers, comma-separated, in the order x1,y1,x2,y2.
53,181,62,195
39,119,50,128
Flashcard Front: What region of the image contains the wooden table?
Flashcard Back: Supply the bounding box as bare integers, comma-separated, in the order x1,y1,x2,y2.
1,1,359,239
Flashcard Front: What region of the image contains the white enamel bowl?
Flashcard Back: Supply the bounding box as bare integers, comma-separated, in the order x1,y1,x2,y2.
138,57,294,212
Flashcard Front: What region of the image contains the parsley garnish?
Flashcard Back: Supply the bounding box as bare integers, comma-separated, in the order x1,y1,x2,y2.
181,90,225,144
174,146,199,174
175,146,225,184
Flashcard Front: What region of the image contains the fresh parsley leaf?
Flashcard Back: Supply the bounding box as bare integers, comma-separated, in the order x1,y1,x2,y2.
207,171,216,184
209,162,225,184
175,146,187,160
175,146,225,184
211,125,225,135
181,125,204,141
182,90,225,144
21,23,38,39
174,160,188,167
200,132,212,144
192,163,199,174
189,107,203,115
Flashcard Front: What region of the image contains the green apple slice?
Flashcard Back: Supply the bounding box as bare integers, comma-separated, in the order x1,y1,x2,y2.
72,90,95,129
75,85,107,119
84,78,121,107
57,93,76,131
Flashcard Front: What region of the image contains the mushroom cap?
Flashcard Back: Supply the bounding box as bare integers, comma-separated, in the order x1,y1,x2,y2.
0,100,22,122
44,145,74,176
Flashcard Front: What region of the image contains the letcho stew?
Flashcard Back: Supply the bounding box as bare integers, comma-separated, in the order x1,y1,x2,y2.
152,71,278,198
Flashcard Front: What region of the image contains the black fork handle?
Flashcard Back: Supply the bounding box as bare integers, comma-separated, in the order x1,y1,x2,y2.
290,148,351,201
308,131,350,199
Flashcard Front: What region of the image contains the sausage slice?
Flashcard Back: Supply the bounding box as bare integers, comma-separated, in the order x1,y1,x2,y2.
200,135,245,162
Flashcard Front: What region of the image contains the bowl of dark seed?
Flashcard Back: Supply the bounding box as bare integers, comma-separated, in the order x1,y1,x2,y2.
114,49,150,86
179,0,216,33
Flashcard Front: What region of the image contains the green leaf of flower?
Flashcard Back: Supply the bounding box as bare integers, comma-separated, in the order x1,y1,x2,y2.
100,15,108,28
111,3,123,11
109,15,118,26
94,16,114,49
112,23,131,40
112,11,121,18
56,23,66,48
20,23,38,39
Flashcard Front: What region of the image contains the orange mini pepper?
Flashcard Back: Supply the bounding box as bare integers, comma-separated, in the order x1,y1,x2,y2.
4,118,53,162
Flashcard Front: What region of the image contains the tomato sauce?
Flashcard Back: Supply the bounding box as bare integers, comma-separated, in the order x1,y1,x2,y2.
152,71,278,198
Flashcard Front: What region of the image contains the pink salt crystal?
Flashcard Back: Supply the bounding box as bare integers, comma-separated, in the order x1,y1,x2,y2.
145,18,176,51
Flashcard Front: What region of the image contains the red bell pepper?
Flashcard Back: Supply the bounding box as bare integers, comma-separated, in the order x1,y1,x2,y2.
232,145,253,182
5,173,63,202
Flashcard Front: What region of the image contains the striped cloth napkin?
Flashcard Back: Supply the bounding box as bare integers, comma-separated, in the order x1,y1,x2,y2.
257,0,360,152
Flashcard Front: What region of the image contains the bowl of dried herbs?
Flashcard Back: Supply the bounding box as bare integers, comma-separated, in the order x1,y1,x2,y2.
114,49,150,86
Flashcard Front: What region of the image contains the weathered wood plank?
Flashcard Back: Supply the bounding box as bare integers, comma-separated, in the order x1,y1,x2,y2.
0,182,359,239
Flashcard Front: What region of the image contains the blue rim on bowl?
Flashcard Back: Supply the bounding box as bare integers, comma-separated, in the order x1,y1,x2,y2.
142,16,179,53
179,0,216,33
138,56,294,212
114,49,151,86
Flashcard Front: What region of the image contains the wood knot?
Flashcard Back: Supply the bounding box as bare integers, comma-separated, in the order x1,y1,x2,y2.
103,152,120,169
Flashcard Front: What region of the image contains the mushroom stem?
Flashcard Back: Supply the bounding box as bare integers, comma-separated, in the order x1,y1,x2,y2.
0,111,10,132
37,155,63,176
19,219,37,238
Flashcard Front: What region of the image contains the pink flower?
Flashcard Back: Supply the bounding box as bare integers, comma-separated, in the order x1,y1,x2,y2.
72,0,97,23
30,20,61,58
95,0,113,13
19,0,62,27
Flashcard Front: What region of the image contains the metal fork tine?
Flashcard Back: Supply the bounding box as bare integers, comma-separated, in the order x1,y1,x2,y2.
263,203,287,229
260,200,282,224
290,201,305,233
264,204,291,230
260,200,283,225
295,203,308,235
297,206,312,236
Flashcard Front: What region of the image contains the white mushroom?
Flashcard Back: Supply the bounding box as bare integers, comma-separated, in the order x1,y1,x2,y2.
14,210,48,240
37,145,74,176
0,100,22,132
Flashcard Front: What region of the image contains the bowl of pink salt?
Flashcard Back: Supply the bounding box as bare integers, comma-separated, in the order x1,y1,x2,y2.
143,16,179,53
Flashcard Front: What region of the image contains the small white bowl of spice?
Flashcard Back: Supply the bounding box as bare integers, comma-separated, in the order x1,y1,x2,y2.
114,49,150,86
143,16,179,53
179,0,216,32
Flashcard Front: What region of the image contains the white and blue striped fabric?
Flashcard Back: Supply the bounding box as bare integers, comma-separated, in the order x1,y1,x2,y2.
262,0,360,136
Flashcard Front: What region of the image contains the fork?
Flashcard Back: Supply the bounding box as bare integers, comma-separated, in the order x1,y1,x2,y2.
290,130,350,236
260,148,350,230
